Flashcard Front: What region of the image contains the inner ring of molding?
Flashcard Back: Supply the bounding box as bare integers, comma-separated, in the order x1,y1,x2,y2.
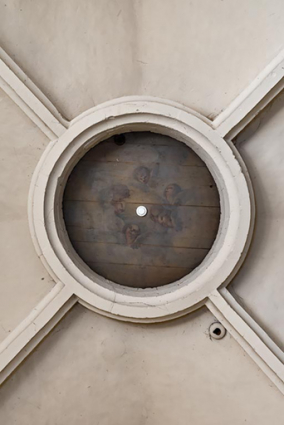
29,98,254,322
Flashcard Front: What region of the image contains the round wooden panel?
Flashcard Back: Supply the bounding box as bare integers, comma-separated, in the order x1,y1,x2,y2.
63,132,220,288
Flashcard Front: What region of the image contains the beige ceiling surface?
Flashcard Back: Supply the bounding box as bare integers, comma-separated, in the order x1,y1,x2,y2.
0,0,284,120
0,88,55,343
1,304,284,425
229,90,284,350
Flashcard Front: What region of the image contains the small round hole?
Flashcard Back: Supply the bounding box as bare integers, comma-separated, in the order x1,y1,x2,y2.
114,134,126,146
209,322,226,340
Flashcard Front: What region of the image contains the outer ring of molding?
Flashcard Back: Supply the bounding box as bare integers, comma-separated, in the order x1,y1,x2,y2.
29,97,254,323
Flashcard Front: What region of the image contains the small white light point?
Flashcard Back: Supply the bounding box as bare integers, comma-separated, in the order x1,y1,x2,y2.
136,206,147,217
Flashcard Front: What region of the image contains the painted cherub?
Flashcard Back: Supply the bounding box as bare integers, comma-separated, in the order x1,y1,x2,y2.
134,166,150,185
150,205,182,231
99,184,130,216
150,206,173,229
163,183,182,205
123,224,141,248
132,165,159,192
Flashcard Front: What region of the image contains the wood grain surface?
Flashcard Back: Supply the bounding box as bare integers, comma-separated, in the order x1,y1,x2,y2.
63,132,220,288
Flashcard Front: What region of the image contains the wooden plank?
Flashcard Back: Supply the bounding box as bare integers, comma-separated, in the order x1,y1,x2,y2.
81,132,205,167
64,164,219,206
70,240,209,268
64,202,220,249
86,263,194,288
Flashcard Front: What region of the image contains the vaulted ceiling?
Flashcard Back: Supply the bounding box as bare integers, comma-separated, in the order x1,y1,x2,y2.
1,2,284,424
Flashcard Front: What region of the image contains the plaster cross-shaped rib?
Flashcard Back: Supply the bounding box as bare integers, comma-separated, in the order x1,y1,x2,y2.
0,47,284,393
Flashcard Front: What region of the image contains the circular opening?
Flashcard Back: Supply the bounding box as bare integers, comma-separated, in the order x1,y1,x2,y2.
63,131,220,289
114,134,126,146
213,327,221,336
209,322,226,340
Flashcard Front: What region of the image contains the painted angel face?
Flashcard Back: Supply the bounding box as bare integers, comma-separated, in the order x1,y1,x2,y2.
150,206,164,223
164,183,182,201
125,224,140,245
165,184,175,198
134,166,150,184
113,201,125,214
158,213,174,228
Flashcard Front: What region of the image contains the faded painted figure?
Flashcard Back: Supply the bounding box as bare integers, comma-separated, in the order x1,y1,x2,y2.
63,132,220,288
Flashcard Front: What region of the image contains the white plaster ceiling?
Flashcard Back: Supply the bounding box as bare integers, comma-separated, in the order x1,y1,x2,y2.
1,305,284,425
230,90,284,351
0,0,284,120
0,88,54,344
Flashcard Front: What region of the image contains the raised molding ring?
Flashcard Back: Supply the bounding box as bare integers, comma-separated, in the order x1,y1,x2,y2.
28,97,254,322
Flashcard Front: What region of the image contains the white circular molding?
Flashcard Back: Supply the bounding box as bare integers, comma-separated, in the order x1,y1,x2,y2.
29,97,254,323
